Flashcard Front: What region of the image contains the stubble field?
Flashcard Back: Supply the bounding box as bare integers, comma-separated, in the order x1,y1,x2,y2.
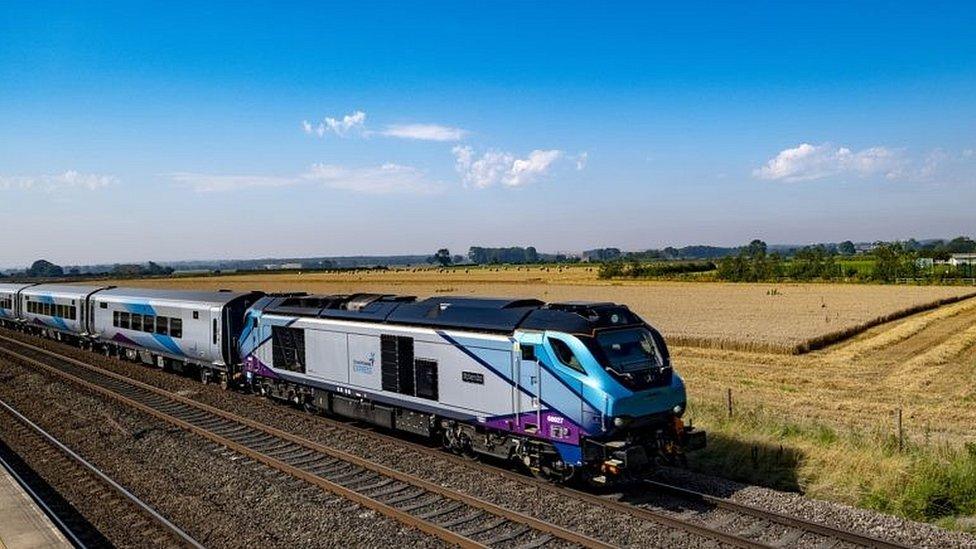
106,266,976,354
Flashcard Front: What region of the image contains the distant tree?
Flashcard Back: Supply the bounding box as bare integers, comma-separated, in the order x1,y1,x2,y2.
27,259,63,278
112,264,143,276
433,248,452,267
452,255,465,265
872,242,917,282
838,241,856,255
598,261,625,279
746,239,767,259
946,236,976,253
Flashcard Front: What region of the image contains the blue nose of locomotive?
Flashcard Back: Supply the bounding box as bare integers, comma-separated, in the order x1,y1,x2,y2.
608,373,687,420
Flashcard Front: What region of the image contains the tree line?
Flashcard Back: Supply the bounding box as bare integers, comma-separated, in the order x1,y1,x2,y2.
716,239,976,283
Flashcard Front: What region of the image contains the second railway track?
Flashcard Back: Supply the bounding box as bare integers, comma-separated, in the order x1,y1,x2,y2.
0,332,913,549
0,395,203,548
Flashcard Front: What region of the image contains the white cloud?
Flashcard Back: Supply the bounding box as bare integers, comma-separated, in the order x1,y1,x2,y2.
452,145,564,188
325,110,366,136
380,123,467,142
753,143,907,182
302,163,440,194
170,163,440,195
303,111,467,142
575,151,588,171
0,171,117,192
509,150,564,186
304,110,367,138
168,173,296,193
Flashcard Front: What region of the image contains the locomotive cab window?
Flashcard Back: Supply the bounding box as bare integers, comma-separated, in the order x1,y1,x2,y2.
548,338,585,373
595,328,664,373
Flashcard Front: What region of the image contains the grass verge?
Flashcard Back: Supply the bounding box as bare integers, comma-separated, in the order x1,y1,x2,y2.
686,396,976,532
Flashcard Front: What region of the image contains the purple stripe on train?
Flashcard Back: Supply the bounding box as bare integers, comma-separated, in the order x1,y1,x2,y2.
484,410,584,445
242,354,279,379
112,332,141,347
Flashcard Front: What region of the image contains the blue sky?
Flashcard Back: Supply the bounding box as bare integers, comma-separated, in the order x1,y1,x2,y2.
1,2,974,266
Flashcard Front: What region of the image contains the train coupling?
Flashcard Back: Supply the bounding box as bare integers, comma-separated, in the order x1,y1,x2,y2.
681,426,707,451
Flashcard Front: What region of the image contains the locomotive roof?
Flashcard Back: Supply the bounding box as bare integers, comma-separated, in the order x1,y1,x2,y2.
97,287,261,306
260,293,643,335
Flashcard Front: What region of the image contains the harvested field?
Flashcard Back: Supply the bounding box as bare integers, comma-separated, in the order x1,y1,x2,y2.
677,295,976,443
98,270,976,354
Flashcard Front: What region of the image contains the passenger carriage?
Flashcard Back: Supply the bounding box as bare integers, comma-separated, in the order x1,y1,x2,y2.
18,284,109,342
0,283,37,329
88,287,262,383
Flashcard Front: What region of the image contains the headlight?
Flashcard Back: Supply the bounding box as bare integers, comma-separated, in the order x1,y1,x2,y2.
613,417,629,427
673,404,685,417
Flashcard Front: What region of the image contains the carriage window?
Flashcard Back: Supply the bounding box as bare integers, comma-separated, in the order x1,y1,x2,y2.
548,338,585,374
272,326,305,373
142,315,154,333
113,311,120,327
131,314,143,331
100,302,108,308
155,316,169,336
119,312,130,329
212,319,218,344
69,306,77,320
170,318,183,339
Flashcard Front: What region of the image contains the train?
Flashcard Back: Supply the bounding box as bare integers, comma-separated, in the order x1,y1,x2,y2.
0,282,705,484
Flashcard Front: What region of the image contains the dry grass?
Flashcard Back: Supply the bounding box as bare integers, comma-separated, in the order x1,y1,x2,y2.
103,269,976,354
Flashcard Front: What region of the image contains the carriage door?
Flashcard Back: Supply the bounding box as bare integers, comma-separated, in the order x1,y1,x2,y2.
210,306,223,365
515,338,543,435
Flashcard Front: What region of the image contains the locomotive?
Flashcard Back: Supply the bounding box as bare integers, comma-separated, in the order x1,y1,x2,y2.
0,282,705,484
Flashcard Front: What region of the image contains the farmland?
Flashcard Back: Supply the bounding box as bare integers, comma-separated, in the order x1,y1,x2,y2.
102,266,976,529
106,266,976,354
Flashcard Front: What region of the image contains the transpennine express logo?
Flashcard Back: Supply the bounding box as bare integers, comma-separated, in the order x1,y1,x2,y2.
353,352,376,374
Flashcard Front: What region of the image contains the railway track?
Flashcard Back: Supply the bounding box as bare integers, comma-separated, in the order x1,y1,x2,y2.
0,334,613,549
299,411,914,549
0,333,912,549
0,395,204,549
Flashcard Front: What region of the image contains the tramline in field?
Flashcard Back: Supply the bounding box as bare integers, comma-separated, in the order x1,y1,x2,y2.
0,282,704,484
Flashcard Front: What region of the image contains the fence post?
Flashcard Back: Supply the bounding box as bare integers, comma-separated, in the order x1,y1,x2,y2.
727,388,733,418
897,407,904,453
